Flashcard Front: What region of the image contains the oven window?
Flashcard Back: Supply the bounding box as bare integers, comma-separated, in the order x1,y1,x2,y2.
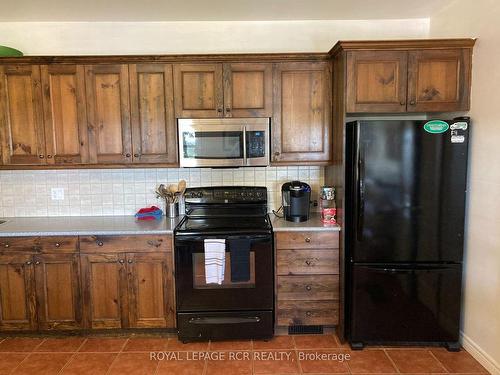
246,131,266,158
192,251,256,289
183,131,243,159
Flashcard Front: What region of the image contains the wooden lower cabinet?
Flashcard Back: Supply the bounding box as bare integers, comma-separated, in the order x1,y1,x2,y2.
0,254,37,330
275,230,340,327
81,251,174,329
35,253,82,330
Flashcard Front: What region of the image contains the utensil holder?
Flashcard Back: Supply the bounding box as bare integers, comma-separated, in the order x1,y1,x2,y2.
167,202,179,218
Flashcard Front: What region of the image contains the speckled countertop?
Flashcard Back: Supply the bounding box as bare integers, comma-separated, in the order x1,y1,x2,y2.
0,216,183,237
270,212,340,232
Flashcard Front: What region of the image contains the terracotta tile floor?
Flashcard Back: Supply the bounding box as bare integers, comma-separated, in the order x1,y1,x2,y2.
0,333,490,374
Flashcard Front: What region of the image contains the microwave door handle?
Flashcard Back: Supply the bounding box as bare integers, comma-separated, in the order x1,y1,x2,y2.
243,125,247,166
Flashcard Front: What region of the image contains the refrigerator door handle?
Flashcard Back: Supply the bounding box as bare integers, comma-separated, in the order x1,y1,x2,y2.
356,146,365,241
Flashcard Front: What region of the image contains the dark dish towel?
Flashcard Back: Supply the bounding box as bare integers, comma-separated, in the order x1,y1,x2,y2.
228,238,251,282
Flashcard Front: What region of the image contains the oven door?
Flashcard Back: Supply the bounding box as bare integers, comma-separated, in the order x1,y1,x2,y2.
174,234,273,312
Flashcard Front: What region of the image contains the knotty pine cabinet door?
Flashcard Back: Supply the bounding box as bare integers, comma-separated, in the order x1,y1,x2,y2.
346,51,408,113
126,252,174,328
0,254,37,330
81,253,128,329
222,63,272,117
85,64,133,164
129,64,177,164
40,65,90,165
272,62,332,164
34,253,82,330
173,63,223,118
0,65,47,165
407,49,471,112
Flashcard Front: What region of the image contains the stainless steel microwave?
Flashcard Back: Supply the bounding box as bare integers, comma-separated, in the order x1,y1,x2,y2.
178,118,270,168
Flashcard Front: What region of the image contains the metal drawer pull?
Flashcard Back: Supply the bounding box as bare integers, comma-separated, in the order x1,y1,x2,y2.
305,285,312,291
188,316,261,325
306,311,312,317
35,261,40,265
97,241,103,246
55,243,61,247
305,237,311,243
127,259,133,264
26,261,32,265
4,244,9,248
118,259,125,264
305,260,313,266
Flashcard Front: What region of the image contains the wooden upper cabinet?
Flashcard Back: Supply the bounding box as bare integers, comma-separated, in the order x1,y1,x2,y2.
127,252,174,328
407,49,471,112
0,254,37,330
0,65,46,165
40,65,89,165
173,63,223,118
85,64,132,164
81,253,127,329
272,62,331,164
346,51,408,113
34,253,82,330
223,63,272,117
129,64,177,164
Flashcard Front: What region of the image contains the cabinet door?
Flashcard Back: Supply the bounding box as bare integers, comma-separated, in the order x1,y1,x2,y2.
0,254,36,330
272,62,331,164
85,64,132,164
34,253,82,330
173,64,223,118
81,253,127,329
127,252,174,328
0,65,46,165
223,63,272,117
346,51,408,113
407,49,471,112
41,65,89,165
129,64,177,164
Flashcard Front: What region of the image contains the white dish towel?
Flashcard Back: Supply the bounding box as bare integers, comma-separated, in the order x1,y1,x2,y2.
204,239,226,285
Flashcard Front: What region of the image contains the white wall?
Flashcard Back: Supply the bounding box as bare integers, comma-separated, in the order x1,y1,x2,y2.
0,19,428,55
430,1,500,374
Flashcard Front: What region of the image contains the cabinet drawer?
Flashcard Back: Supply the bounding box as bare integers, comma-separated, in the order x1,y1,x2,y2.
80,235,171,253
277,249,339,275
277,300,339,326
275,231,338,249
0,236,77,253
277,275,339,301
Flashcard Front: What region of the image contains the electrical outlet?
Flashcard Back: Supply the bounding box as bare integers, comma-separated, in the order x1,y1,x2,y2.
51,188,65,201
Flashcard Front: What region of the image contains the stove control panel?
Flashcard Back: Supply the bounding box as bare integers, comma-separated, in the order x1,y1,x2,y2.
184,186,267,204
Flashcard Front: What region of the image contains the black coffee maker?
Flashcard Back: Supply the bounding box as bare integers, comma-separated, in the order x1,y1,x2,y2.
281,181,311,222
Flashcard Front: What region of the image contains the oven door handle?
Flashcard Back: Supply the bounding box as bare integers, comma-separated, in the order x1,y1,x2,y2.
175,235,271,243
188,316,261,325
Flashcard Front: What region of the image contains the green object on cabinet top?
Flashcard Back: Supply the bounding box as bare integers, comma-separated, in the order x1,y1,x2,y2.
0,46,23,57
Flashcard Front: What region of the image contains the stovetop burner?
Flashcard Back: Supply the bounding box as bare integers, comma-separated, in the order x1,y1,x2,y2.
174,186,272,236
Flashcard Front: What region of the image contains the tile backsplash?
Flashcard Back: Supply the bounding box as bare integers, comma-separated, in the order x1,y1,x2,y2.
0,167,324,217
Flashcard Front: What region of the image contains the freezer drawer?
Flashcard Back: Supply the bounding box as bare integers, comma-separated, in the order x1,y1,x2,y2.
349,264,462,345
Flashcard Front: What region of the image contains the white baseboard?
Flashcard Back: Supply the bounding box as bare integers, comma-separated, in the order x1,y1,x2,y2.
461,331,500,375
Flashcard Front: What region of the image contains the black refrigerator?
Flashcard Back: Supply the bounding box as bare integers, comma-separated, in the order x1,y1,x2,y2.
345,118,469,351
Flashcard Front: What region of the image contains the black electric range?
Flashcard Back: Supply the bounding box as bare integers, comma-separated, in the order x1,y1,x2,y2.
174,186,274,342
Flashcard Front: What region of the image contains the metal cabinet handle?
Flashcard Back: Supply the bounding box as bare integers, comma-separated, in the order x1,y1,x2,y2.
400,101,405,106
305,237,311,243
410,100,416,105
127,259,133,264
39,154,45,159
274,151,280,156
118,259,125,264
133,154,139,158
55,243,61,248
306,311,312,317
305,260,312,266
97,241,103,247
35,261,40,265
305,285,312,291
4,244,9,248
225,108,231,112
26,261,32,265
217,108,223,113
47,155,53,159
125,153,131,158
